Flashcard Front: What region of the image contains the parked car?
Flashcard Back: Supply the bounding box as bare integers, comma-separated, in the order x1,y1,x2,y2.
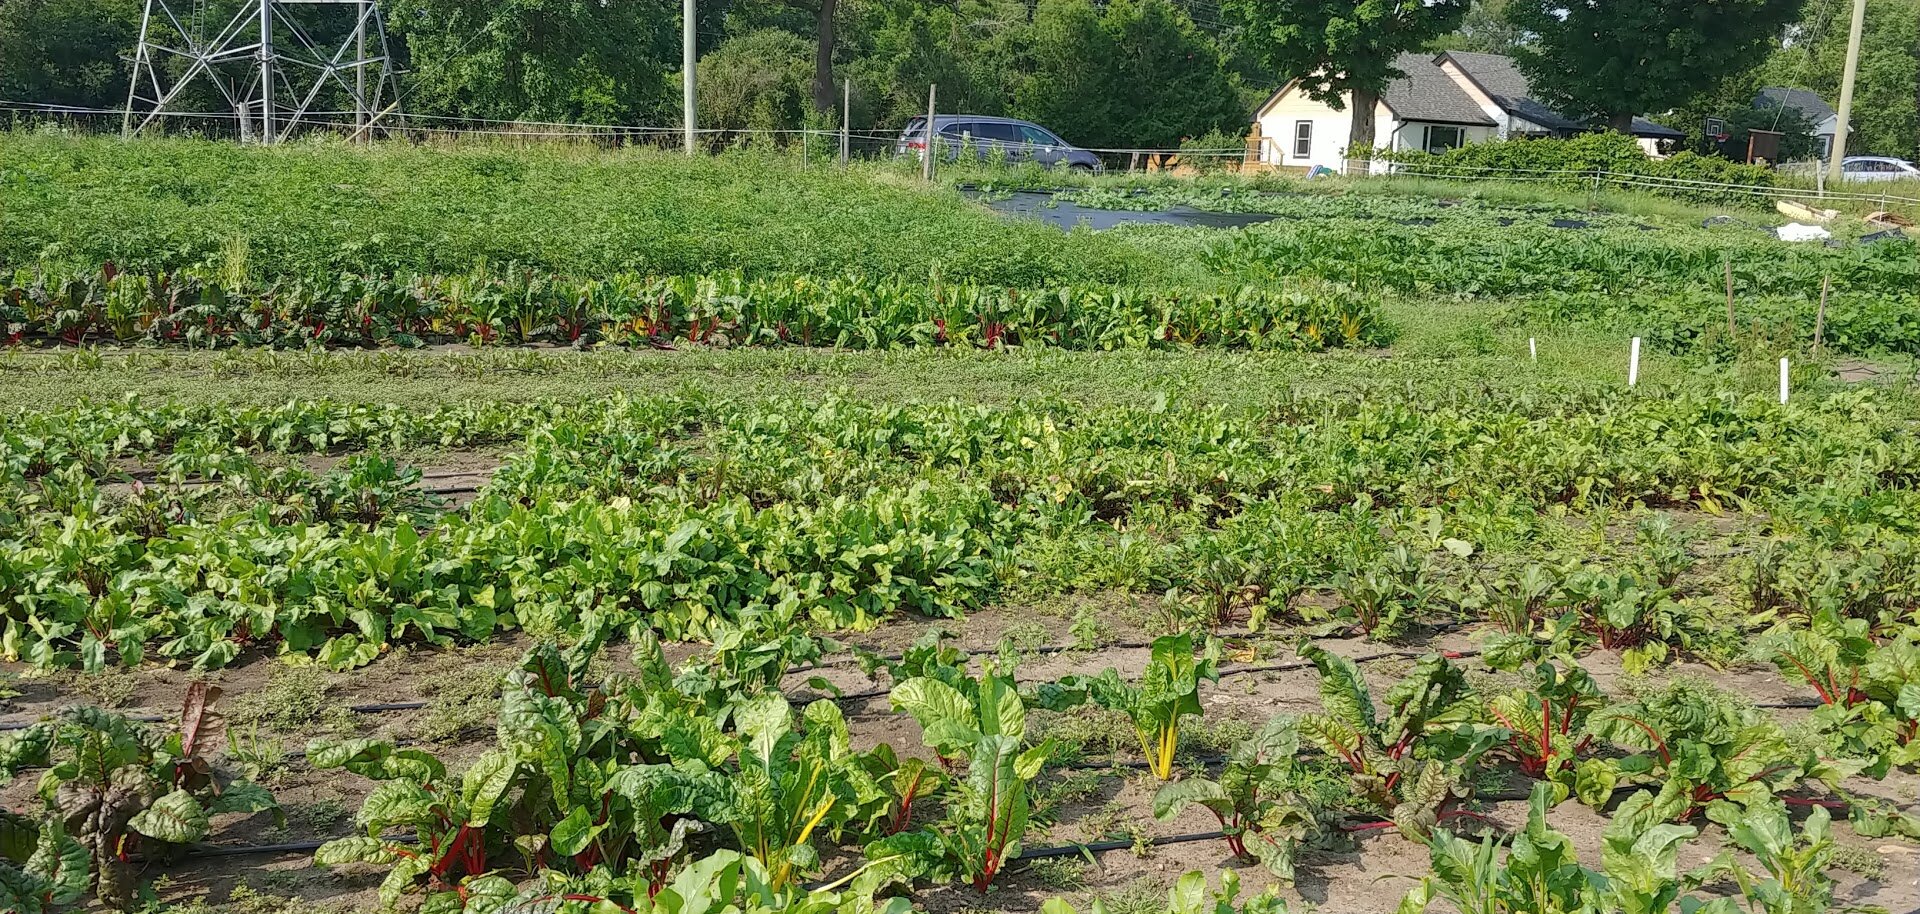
895,115,1103,171
1838,156,1920,182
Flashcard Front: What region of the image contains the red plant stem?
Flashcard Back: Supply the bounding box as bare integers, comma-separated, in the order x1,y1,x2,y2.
1780,796,1849,810
1616,716,1672,765
1344,820,1400,833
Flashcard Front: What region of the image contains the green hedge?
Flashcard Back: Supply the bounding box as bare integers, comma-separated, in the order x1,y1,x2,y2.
1381,133,1777,205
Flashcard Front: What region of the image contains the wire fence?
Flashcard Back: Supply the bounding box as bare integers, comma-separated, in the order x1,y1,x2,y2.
5,100,1916,206
1382,160,1920,207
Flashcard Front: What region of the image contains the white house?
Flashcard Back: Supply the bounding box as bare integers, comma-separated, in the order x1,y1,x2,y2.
1255,51,1684,171
1755,87,1839,160
1437,51,1683,157
1253,51,1496,173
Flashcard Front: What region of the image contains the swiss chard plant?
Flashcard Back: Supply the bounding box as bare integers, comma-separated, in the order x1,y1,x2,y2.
1553,569,1691,674
721,694,881,891
1396,783,1597,914
1295,645,1498,838
1690,799,1836,914
888,667,1028,768
0,684,277,911
1152,716,1318,881
868,733,1057,894
313,642,733,910
856,744,946,836
1763,613,1920,775
1399,784,1740,914
1065,633,1221,780
1586,679,1843,822
1483,655,1605,803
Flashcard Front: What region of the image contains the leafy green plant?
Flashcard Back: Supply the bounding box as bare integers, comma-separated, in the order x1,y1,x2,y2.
1295,645,1498,838
1399,783,1744,914
889,667,1028,768
1586,679,1839,821
1153,716,1316,881
721,694,879,890
1397,782,1595,914
1067,633,1221,779
0,684,277,911
1691,799,1836,914
867,732,1053,894
313,642,732,910
1484,656,1604,802
1764,613,1920,775
1331,546,1431,639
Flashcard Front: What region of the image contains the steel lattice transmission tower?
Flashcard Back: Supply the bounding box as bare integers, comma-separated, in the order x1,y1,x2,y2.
124,0,402,143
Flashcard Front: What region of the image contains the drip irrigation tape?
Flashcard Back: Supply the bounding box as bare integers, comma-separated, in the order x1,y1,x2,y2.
1014,830,1226,862
182,833,417,860
822,647,1484,707
797,618,1472,675
788,641,1161,674
0,637,1484,731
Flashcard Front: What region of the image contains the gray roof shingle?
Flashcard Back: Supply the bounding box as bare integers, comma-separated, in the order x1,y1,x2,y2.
1440,51,1681,138
1756,87,1837,125
1380,51,1496,126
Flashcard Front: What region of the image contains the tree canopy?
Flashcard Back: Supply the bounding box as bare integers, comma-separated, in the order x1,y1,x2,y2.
1504,0,1807,133
6,0,1911,166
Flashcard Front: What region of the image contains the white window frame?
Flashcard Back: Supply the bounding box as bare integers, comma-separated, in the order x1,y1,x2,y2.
1292,120,1312,159
1423,124,1465,153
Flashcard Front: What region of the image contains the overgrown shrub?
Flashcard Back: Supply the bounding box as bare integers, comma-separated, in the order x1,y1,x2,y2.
1382,133,1777,205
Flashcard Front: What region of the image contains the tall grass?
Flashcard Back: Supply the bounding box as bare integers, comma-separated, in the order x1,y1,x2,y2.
0,133,1191,287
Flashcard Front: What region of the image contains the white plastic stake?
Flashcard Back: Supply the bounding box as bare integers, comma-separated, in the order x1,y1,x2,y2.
1529,337,1537,362
1780,357,1790,404
1628,337,1640,387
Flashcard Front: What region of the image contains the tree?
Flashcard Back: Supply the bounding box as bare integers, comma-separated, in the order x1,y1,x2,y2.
1010,0,1245,149
385,0,680,125
1429,0,1528,55
1504,0,1806,134
0,0,142,111
1771,0,1919,158
698,29,815,138
1222,0,1470,162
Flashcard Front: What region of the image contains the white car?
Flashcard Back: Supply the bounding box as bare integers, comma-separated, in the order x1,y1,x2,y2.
1839,156,1920,182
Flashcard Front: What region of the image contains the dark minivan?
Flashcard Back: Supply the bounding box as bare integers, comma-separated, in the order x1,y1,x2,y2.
896,115,1102,171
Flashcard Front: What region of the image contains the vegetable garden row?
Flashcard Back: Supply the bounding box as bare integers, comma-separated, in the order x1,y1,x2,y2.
1,270,1388,352
4,389,1918,672
1,385,1919,910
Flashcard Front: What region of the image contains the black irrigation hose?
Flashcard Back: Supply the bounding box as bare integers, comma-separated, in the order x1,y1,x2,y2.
818,647,1482,708
793,619,1477,675
786,641,1155,675
1013,830,1227,863
0,698,431,732
0,636,1485,731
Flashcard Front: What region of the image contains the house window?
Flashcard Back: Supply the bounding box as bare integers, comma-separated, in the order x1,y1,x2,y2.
1293,120,1312,159
1424,125,1464,153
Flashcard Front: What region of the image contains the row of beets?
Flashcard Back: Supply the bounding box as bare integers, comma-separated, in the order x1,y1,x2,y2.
0,264,1394,351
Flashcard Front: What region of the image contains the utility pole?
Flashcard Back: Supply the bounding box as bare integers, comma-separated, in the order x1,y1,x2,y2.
259,0,275,144
1825,0,1866,186
355,1,368,141
683,0,697,155
922,84,936,181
